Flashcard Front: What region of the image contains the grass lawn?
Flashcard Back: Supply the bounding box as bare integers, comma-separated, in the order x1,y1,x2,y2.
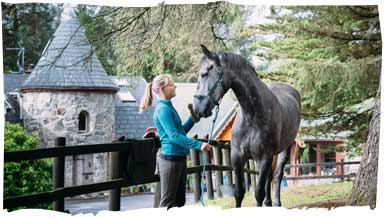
200,181,353,209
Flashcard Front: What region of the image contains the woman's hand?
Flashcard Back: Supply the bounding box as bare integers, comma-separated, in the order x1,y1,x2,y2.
201,142,213,152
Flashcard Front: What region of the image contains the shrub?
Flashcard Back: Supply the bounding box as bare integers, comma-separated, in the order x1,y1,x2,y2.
4,122,52,210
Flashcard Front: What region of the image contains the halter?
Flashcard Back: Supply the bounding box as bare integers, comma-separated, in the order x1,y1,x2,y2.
194,55,225,106
194,54,225,206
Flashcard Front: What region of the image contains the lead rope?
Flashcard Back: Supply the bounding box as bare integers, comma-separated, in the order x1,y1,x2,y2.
200,105,220,206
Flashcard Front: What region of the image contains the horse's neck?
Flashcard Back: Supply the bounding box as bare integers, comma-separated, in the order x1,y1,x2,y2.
231,70,273,122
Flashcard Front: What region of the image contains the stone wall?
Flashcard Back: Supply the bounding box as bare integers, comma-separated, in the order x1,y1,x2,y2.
22,91,115,186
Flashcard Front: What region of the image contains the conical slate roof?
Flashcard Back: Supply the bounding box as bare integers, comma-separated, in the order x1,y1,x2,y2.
21,13,118,92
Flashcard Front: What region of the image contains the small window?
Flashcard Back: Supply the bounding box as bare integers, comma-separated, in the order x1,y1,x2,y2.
78,111,89,132
117,91,136,102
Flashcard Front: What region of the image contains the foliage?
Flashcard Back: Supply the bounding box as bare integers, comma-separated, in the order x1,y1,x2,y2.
76,3,242,81
295,57,380,115
1,2,63,73
252,6,380,61
76,5,117,75
4,122,53,210
300,145,311,164
251,6,381,157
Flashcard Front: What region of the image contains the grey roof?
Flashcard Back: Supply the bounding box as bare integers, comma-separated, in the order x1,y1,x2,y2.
300,97,374,141
3,73,29,93
113,76,156,139
171,83,238,138
5,95,22,124
300,97,374,128
21,15,118,92
3,73,29,124
114,105,155,139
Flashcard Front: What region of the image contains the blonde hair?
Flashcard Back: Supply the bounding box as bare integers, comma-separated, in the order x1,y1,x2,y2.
139,74,172,112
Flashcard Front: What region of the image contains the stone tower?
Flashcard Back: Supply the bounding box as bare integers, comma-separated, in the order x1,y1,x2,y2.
20,10,119,186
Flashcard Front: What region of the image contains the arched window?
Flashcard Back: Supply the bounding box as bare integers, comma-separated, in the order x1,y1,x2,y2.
78,110,89,132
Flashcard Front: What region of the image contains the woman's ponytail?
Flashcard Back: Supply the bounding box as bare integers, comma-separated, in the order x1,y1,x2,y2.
139,74,172,112
139,82,153,112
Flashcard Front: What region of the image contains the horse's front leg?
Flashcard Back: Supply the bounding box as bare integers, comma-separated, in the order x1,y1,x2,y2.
255,157,273,207
231,150,245,208
273,147,290,206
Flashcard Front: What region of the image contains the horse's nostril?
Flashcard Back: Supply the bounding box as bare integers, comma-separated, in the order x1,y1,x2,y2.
204,107,212,117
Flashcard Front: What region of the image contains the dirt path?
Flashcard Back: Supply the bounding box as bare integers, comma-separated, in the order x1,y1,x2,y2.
288,198,348,210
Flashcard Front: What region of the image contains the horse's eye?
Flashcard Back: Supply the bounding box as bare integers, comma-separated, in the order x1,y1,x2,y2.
201,72,208,78
208,65,213,71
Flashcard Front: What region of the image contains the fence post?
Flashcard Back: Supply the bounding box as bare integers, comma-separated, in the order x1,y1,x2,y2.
223,148,233,185
249,160,256,192
190,148,201,203
108,151,121,211
341,159,344,182
244,162,250,192
204,151,214,200
316,144,321,179
53,137,65,212
153,181,161,207
213,146,223,198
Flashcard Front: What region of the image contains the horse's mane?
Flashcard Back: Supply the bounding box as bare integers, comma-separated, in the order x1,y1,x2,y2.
219,52,257,76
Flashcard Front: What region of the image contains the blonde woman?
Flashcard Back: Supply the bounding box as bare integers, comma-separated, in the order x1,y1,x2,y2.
140,74,212,209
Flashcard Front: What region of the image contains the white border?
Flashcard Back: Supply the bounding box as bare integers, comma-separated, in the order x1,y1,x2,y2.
1,1,382,218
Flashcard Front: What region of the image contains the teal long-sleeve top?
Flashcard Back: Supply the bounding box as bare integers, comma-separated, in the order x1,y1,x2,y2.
153,99,203,156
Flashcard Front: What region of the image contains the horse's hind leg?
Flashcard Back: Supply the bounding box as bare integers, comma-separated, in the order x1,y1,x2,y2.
273,147,290,206
231,150,245,208
263,164,273,207
264,155,277,206
255,157,273,207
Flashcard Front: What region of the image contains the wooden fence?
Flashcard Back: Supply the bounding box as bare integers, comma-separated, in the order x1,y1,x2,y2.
284,161,360,181
3,137,258,211
4,136,360,211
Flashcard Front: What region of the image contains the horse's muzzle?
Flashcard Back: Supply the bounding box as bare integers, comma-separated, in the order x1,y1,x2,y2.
201,107,213,118
188,104,200,122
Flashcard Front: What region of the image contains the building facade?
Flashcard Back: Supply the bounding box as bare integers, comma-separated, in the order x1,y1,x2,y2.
20,13,118,186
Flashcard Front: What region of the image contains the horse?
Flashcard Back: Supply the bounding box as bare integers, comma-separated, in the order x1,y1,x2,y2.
192,45,301,207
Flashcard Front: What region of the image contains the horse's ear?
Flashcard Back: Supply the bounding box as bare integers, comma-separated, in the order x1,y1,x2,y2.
200,44,214,59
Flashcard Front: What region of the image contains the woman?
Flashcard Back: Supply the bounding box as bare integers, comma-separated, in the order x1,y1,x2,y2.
140,74,212,209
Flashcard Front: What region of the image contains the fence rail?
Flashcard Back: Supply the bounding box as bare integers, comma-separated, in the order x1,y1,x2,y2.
4,138,256,211
4,137,360,211
286,173,356,181
4,141,141,162
284,161,360,181
284,161,360,168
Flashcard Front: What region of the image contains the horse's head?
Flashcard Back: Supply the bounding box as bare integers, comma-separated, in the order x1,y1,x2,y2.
193,45,230,118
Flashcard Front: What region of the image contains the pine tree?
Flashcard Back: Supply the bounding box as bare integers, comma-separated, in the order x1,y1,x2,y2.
250,6,381,154
2,3,63,73
75,3,242,81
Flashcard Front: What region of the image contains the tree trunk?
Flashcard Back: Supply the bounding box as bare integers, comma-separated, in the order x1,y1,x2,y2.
349,86,380,209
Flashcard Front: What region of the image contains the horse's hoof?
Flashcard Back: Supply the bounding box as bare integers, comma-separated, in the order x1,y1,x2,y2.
273,202,282,207
264,201,272,207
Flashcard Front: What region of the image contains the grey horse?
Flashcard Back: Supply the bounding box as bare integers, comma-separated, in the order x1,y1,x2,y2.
193,45,301,207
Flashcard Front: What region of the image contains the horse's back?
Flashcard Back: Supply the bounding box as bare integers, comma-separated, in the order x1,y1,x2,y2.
267,82,301,105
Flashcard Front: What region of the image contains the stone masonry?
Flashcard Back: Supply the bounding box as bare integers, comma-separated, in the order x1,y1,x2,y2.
22,91,115,186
